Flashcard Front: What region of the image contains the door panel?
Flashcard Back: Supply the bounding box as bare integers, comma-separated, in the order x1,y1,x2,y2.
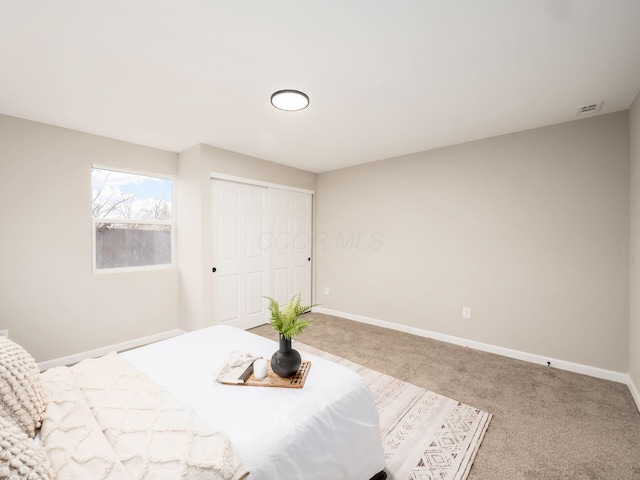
269,188,312,306
246,272,265,315
219,275,239,322
212,180,268,329
246,215,265,258
274,267,289,303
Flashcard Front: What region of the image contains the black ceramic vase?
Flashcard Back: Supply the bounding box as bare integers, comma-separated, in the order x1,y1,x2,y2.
271,335,302,378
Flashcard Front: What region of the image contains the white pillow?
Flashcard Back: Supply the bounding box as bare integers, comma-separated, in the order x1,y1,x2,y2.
0,415,54,480
0,337,48,438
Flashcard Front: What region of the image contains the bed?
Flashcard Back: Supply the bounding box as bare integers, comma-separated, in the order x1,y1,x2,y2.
0,327,386,480
120,325,386,480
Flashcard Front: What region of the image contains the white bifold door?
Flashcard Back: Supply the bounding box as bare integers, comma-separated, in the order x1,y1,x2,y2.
211,179,312,330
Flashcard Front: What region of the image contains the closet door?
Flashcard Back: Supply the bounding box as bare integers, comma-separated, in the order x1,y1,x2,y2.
211,180,269,329
269,188,312,306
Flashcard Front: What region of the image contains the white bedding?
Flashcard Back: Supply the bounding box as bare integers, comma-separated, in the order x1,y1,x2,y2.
119,325,385,480
39,353,249,480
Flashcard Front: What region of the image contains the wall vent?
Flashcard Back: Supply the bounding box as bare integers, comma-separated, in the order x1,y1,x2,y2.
576,101,603,116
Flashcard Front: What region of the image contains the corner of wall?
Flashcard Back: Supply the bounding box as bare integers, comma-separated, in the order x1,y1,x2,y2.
629,90,640,405
628,374,640,413
177,145,206,331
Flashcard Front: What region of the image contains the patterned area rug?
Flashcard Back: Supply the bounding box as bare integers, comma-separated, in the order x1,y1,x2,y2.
298,344,492,480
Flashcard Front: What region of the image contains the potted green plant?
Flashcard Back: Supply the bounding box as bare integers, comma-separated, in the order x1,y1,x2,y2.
266,293,315,378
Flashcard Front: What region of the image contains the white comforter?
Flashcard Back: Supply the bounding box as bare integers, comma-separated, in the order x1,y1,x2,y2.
120,326,386,480
40,352,249,480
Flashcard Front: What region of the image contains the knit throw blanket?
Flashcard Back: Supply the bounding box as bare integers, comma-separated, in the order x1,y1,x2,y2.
39,353,249,480
0,336,48,438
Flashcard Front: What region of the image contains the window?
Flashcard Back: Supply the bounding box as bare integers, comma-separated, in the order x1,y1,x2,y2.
91,167,174,271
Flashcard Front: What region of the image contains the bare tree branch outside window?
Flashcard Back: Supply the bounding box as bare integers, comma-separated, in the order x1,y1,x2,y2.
92,168,174,269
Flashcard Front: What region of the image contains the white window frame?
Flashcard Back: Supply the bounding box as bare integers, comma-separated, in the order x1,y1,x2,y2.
91,165,176,274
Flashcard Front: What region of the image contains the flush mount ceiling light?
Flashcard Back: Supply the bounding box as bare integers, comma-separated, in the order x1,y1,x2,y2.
270,90,309,111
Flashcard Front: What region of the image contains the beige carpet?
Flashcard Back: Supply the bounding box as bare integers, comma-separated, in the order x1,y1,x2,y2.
298,343,492,480
252,314,640,479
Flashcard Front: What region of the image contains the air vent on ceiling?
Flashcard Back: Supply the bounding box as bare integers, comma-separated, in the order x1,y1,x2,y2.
576,101,603,117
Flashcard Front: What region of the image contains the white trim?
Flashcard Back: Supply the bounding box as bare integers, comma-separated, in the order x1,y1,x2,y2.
210,171,314,195
93,218,174,226
92,263,177,275
314,307,629,384
628,374,640,413
92,164,176,182
37,329,185,372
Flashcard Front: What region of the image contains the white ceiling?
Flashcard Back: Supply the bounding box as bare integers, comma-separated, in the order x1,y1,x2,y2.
1,1,639,173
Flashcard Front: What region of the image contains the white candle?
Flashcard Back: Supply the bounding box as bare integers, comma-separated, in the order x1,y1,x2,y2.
253,359,268,379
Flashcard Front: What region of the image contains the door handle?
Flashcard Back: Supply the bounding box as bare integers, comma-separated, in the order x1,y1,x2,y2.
212,267,217,273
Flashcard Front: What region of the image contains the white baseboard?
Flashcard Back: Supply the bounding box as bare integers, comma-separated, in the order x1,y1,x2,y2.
628,375,640,413
314,307,629,385
38,329,185,372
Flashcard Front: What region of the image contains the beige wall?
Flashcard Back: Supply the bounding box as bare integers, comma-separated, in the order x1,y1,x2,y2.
0,114,180,362
1,108,634,378
630,92,640,391
315,112,630,372
177,144,316,331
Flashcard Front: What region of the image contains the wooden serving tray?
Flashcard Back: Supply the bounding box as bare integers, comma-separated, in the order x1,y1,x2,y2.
243,360,311,388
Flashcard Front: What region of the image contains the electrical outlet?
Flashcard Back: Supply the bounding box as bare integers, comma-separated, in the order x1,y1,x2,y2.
462,307,471,319
0,329,8,338
324,287,330,295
